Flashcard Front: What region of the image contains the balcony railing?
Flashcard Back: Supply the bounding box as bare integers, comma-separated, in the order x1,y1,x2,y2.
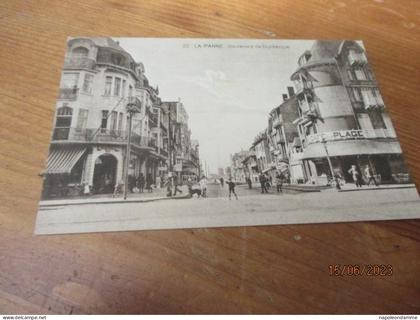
52,127,154,148
306,129,397,145
57,87,79,100
63,57,96,70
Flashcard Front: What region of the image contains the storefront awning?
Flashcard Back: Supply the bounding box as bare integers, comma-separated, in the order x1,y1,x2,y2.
301,140,402,160
43,147,86,174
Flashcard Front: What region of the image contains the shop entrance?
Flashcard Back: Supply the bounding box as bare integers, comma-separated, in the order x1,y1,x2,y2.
371,155,392,183
93,154,117,194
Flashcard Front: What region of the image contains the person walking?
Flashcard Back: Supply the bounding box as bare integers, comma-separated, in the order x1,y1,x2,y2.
275,172,284,193
219,177,224,188
165,175,173,197
199,175,208,198
348,165,362,188
226,177,238,200
259,172,268,193
246,176,252,189
137,173,145,193
365,165,378,186
146,173,153,193
173,174,183,196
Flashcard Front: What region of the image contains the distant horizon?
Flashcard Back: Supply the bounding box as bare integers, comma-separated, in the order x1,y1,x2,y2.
118,38,312,173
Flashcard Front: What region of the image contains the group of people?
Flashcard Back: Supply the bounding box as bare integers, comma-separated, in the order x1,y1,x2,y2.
346,164,379,188
258,171,286,194
128,172,155,194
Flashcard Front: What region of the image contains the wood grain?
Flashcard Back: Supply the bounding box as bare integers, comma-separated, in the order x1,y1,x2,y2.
0,0,420,314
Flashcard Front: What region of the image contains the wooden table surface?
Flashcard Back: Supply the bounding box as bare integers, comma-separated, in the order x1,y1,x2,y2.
1,0,420,314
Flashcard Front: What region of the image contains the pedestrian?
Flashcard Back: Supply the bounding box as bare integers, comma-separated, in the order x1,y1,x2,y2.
146,173,153,193
220,177,224,188
199,175,208,198
275,172,284,193
83,182,91,196
259,172,268,193
137,173,145,193
333,171,342,190
173,175,183,196
364,165,378,186
348,165,363,188
246,176,252,189
156,175,162,189
165,175,173,197
226,177,238,200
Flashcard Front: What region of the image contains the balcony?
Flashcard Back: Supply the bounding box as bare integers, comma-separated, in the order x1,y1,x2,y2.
63,57,96,70
272,116,282,128
57,87,79,100
306,129,397,145
295,81,312,96
52,127,154,149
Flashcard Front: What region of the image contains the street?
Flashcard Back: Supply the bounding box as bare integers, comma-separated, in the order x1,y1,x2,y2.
35,184,420,235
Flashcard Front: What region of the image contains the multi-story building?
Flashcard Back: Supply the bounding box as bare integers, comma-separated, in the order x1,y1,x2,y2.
41,37,199,199
242,151,259,183
291,40,410,185
267,87,304,182
230,150,249,182
252,131,272,176
162,100,198,182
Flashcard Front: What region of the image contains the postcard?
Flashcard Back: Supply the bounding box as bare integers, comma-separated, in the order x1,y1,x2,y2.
35,38,419,235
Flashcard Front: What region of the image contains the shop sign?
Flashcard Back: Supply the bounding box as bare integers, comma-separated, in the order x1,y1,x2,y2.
174,163,182,172
307,130,365,144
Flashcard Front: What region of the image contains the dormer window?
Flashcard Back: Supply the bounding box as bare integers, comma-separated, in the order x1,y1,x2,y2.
111,54,124,66
72,47,89,59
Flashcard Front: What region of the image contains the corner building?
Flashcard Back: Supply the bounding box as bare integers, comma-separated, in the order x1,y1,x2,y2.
42,37,168,198
291,40,410,185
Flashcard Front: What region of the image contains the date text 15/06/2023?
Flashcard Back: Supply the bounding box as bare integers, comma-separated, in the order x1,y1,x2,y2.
328,265,393,276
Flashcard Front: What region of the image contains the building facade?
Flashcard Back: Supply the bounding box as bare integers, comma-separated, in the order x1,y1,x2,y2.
230,150,249,183
291,40,409,185
42,37,199,199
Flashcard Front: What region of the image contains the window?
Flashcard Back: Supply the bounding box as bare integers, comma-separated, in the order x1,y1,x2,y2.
104,76,112,95
352,88,362,102
82,73,94,93
110,111,118,131
357,113,373,130
118,112,123,131
368,109,386,129
76,109,88,129
128,85,133,97
354,68,367,80
372,88,384,105
54,106,73,140
347,70,354,81
61,73,79,89
101,110,109,130
72,47,89,59
122,80,126,97
114,77,121,96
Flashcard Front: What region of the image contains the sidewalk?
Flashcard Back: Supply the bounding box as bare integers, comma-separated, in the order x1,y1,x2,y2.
336,183,417,192
39,186,190,207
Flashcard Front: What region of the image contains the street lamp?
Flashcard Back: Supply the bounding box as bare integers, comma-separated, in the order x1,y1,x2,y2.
123,97,141,200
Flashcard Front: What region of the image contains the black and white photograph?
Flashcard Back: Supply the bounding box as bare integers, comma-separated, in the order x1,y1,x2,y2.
35,37,419,235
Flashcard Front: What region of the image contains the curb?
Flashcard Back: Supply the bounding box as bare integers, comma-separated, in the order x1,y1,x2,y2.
337,185,416,193
39,194,191,208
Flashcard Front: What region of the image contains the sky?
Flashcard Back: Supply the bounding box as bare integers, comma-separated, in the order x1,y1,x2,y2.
118,38,312,173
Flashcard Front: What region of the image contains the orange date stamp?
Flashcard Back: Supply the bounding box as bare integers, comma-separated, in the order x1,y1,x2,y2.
328,264,393,276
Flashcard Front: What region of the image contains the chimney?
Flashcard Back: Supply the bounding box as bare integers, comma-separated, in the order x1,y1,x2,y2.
282,94,288,101
287,86,295,97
